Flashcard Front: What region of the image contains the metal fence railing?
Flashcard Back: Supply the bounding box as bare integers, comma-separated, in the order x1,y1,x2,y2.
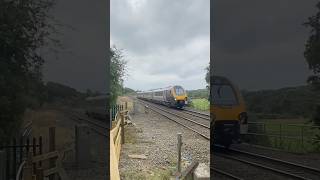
245,122,320,152
0,137,42,180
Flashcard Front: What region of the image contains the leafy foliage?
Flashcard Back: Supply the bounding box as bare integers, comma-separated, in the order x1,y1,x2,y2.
0,0,56,141
122,87,136,95
187,89,209,99
110,47,127,105
304,2,320,87
304,2,320,145
242,86,320,118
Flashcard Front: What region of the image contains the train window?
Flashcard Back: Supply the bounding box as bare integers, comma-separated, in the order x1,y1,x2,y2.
212,84,238,105
175,86,185,95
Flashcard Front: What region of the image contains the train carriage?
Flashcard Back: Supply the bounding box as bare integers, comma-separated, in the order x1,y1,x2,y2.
211,76,248,148
137,85,188,109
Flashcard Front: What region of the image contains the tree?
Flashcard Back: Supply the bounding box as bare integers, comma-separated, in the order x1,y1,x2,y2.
110,46,127,105
0,0,56,141
304,2,320,88
304,2,320,144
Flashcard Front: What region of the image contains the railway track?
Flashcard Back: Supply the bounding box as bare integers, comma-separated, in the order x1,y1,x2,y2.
214,146,320,180
212,167,244,180
137,99,320,180
182,108,210,120
68,110,109,137
137,99,210,140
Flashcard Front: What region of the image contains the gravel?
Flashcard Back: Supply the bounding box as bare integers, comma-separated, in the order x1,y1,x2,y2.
119,99,210,179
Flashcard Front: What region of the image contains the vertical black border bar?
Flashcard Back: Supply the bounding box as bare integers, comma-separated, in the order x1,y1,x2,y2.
210,0,214,178
106,0,110,179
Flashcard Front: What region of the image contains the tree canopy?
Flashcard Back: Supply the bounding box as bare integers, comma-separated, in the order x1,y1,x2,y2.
110,47,127,105
0,0,56,141
304,2,320,88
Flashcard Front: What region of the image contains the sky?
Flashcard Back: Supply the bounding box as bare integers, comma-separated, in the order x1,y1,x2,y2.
111,0,210,91
213,0,319,90
42,0,319,92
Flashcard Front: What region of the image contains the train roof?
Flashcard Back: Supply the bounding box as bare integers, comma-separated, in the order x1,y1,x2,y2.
137,85,184,94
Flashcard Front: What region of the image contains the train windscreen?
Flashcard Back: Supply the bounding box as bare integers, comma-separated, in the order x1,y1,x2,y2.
212,84,238,105
174,86,185,95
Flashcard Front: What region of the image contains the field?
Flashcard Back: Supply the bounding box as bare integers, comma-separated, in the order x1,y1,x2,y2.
245,115,320,153
189,98,209,111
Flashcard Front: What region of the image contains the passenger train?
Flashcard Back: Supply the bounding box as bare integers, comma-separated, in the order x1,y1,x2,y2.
211,76,248,148
137,85,188,109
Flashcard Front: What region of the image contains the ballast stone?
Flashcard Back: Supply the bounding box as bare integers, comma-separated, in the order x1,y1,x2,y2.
193,163,210,180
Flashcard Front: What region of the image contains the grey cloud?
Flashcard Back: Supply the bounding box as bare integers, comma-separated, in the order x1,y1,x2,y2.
214,0,318,90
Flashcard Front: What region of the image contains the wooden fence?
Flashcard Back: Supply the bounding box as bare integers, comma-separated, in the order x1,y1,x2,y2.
0,137,42,180
110,107,127,180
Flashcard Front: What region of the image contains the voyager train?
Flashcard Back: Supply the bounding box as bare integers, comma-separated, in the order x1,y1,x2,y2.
211,76,248,148
137,85,188,109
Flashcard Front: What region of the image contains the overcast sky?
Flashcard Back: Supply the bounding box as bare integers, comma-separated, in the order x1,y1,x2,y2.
111,0,210,91
214,0,319,90
43,0,319,92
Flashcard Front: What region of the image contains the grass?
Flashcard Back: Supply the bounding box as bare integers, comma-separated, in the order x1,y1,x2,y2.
245,115,320,153
121,168,173,180
189,98,209,111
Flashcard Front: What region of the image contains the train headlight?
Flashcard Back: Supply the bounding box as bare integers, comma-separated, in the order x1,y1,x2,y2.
239,112,248,124
174,98,176,101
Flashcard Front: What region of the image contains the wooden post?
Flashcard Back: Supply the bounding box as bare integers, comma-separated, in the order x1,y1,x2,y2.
36,168,44,180
301,126,304,149
23,152,33,180
121,113,125,144
20,138,23,164
13,138,17,177
177,133,182,174
5,141,10,180
0,151,6,180
49,127,56,180
125,102,128,110
39,136,42,167
26,138,30,154
33,137,36,174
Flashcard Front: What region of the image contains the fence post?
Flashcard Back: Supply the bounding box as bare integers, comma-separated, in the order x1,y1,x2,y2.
36,168,44,180
5,141,10,180
23,152,33,180
20,138,23,164
49,127,56,180
32,137,36,174
125,102,128,110
39,136,42,167
301,126,304,149
110,108,112,128
0,150,6,180
75,125,91,168
13,138,16,177
121,113,125,144
177,133,182,175
279,124,282,148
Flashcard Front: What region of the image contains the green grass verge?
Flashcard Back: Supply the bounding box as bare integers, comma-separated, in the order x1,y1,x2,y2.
189,98,209,111
245,115,320,153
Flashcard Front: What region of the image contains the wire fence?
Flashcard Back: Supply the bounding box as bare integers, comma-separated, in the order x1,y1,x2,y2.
244,122,320,152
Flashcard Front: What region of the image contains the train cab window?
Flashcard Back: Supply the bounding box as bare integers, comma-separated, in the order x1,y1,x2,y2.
212,84,238,105
174,86,185,95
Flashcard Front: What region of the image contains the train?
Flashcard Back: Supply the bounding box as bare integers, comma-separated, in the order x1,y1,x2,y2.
211,76,248,148
137,85,188,109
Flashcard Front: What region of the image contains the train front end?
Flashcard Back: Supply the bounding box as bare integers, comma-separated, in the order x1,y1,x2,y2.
211,76,248,148
172,85,188,109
